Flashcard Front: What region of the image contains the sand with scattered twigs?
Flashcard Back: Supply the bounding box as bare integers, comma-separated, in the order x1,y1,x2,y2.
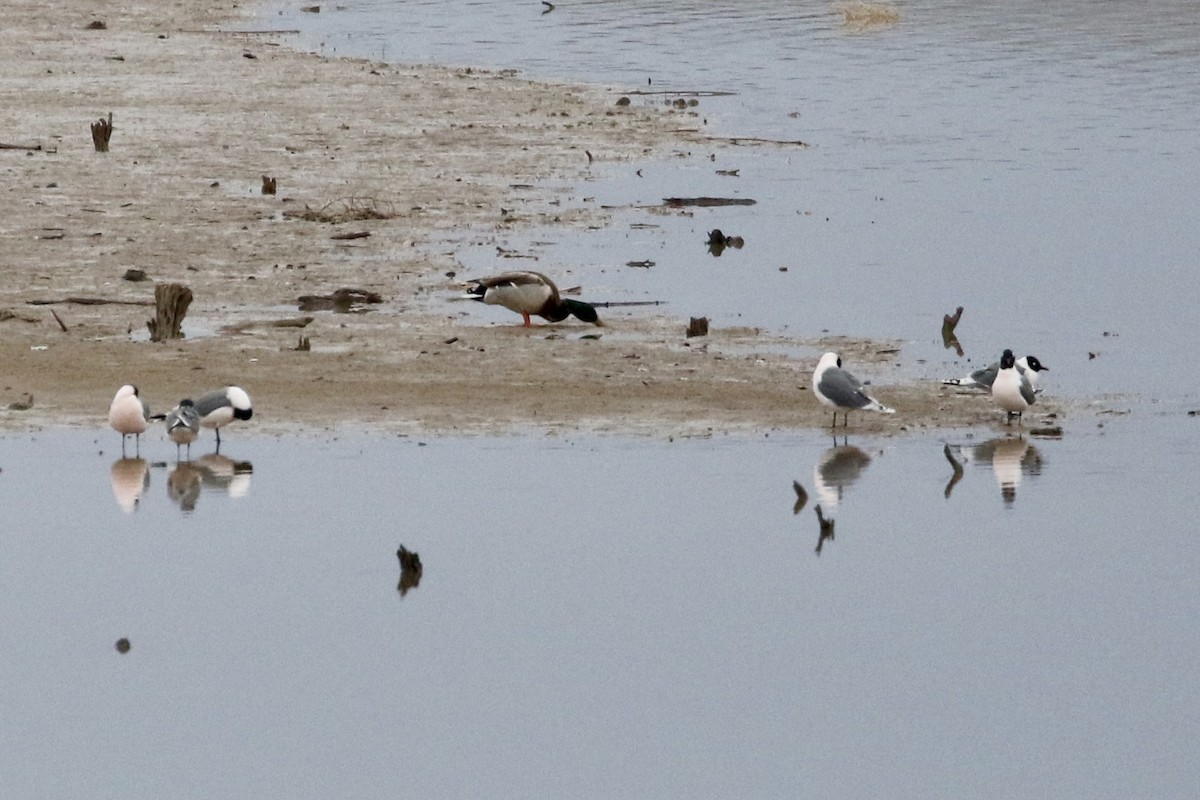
0,0,1052,438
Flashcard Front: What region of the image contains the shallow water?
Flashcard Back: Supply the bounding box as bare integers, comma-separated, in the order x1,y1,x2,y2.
2,424,1197,797
261,0,1200,405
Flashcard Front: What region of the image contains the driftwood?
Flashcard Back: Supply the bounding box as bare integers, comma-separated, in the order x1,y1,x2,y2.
221,316,314,335
396,546,423,597
792,480,808,515
27,297,153,306
590,300,667,309
91,112,113,152
686,316,709,338
815,506,836,556
717,136,810,147
330,231,370,241
943,444,965,499
261,175,277,195
297,288,382,312
664,196,757,208
51,310,68,333
146,283,192,342
0,142,43,151
942,306,964,356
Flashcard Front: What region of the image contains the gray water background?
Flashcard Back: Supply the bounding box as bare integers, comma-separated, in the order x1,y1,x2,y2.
1,425,1197,799
3,0,1199,797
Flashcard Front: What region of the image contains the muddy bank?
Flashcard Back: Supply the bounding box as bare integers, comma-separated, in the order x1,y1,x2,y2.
0,0,1058,437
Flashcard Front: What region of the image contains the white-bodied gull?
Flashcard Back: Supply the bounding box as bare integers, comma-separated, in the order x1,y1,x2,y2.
943,354,1048,392
194,386,253,446
991,349,1036,421
811,352,895,427
164,398,201,460
108,384,151,454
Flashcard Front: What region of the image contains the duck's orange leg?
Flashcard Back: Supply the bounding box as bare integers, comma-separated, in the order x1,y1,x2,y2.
521,312,532,327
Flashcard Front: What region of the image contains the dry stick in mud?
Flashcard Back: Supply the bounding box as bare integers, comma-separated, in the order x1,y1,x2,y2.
147,283,193,342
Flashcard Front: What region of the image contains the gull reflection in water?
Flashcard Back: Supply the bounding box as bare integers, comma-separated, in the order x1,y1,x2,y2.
165,454,253,512
807,440,874,555
110,457,150,513
945,437,1044,506
813,442,872,512
168,463,203,512
194,453,254,499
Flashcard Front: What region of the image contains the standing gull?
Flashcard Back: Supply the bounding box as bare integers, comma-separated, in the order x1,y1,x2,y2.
811,352,895,427
463,270,601,327
164,398,201,460
108,384,151,454
194,386,253,447
991,349,1036,422
943,354,1048,392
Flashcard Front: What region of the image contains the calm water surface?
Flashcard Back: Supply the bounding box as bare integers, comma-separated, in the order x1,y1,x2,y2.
1,425,1197,798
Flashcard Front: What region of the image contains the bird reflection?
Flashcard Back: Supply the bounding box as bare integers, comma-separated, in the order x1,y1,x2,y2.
396,545,423,597
161,454,252,513
167,463,203,512
944,437,1044,506
194,453,254,498
813,441,872,511
110,457,150,513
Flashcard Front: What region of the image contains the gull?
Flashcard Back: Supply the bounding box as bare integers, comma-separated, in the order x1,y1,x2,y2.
943,354,1048,393
164,398,201,460
811,352,895,427
108,384,151,455
991,349,1036,422
194,386,253,447
462,270,601,327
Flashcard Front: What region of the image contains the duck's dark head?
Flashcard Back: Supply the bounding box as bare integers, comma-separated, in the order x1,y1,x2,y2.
1000,349,1016,369
564,299,603,326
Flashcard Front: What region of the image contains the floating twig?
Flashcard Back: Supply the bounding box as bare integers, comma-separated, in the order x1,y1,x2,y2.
664,196,756,208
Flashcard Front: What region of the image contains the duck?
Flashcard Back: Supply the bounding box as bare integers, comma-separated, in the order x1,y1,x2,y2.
108,384,151,453
164,398,201,460
811,352,895,427
194,386,253,446
463,271,601,327
991,349,1036,422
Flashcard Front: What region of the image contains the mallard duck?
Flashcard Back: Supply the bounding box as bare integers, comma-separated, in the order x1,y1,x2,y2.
194,386,253,446
463,271,601,327
811,352,895,427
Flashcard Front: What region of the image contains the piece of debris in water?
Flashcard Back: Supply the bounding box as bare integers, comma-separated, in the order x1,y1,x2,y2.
396,545,423,596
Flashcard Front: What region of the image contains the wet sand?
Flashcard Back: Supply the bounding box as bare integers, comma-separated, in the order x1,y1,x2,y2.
0,0,1055,436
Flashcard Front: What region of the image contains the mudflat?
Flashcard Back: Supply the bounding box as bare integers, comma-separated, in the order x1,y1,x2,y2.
1,0,1038,436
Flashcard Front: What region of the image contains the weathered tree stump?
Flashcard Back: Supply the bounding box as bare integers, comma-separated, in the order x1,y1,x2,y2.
686,316,709,338
261,175,277,195
146,283,193,342
91,112,113,152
